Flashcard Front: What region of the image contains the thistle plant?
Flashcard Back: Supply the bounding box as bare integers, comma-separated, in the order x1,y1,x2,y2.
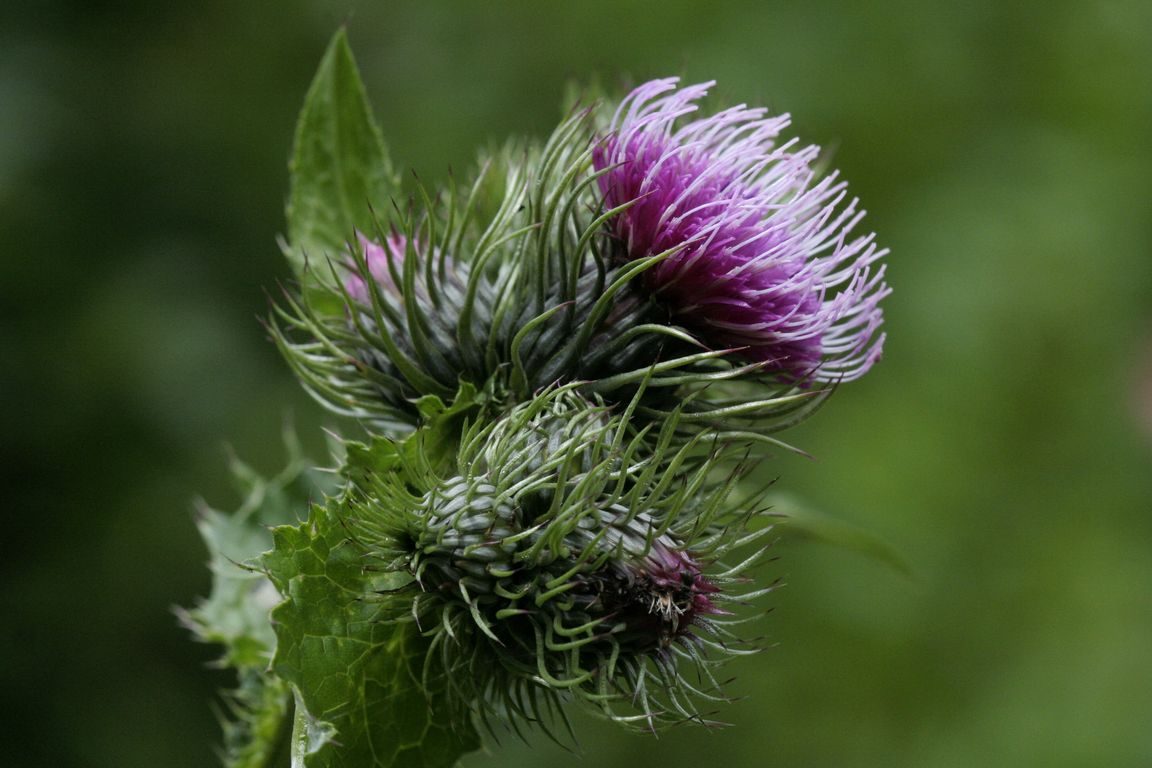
185,29,890,768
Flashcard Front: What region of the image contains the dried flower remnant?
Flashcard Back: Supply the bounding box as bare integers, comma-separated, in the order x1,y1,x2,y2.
595,78,890,382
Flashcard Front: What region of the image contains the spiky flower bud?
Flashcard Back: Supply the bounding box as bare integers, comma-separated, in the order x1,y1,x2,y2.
412,479,722,657
347,388,773,730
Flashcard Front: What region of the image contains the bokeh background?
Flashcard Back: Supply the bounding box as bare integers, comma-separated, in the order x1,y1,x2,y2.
3,1,1151,766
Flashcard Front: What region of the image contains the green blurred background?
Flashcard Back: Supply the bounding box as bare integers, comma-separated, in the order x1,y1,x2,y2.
3,1,1151,766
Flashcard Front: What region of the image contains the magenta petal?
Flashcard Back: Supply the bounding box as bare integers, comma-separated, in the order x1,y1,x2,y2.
594,78,890,382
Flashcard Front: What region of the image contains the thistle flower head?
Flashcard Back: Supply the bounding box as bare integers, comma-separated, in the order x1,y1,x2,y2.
594,78,890,382
348,387,773,731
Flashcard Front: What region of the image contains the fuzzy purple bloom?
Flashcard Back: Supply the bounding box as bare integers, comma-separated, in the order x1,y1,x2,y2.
594,78,890,382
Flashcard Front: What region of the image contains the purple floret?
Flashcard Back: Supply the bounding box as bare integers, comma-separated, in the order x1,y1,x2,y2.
594,78,890,382
343,231,408,304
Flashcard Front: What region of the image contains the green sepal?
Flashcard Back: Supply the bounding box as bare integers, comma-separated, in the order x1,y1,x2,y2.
263,498,481,768
286,28,400,309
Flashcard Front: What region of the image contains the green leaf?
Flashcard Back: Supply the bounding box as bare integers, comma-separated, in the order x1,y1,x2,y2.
766,492,912,576
286,28,399,305
336,382,484,494
220,671,294,768
184,437,334,667
182,435,336,768
264,500,481,768
341,434,404,491
408,381,483,473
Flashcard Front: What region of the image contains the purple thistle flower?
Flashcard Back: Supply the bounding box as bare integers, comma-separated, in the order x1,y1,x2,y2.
594,78,890,382
343,231,408,304
613,540,725,652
